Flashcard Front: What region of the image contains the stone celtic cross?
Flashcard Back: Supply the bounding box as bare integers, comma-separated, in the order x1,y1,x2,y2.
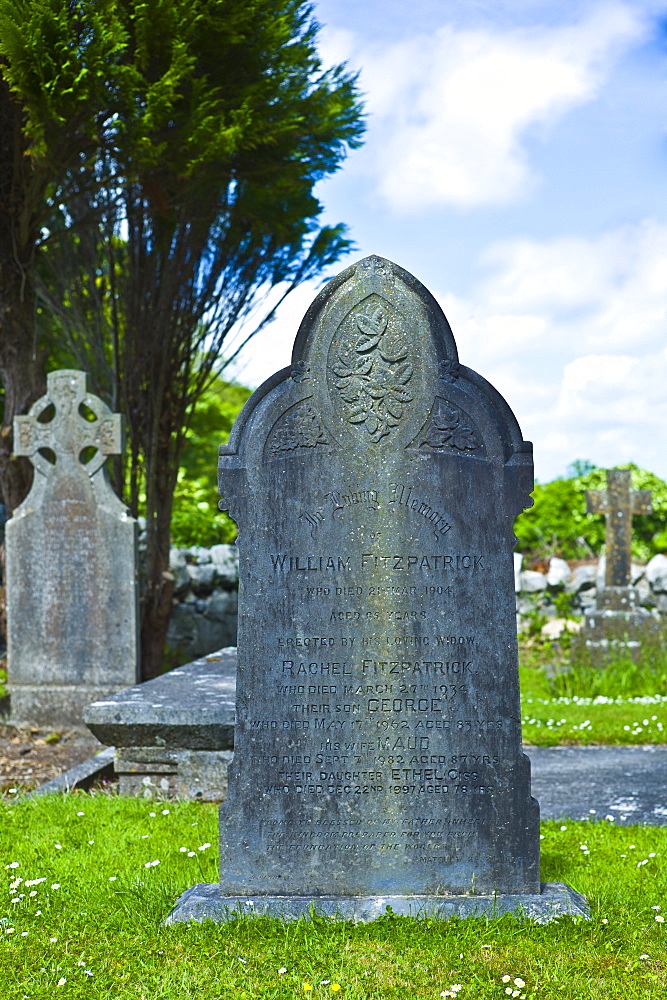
6,369,137,728
14,369,122,482
586,469,652,588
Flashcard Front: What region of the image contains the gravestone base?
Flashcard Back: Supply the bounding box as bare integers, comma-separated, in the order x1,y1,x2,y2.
579,588,656,663
9,684,133,730
115,747,233,801
166,882,590,925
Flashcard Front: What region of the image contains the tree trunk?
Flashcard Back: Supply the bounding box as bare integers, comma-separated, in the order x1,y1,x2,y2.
138,451,178,680
0,76,46,513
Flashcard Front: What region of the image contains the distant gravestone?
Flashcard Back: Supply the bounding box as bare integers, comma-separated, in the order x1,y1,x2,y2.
6,370,139,727
169,257,588,923
583,469,653,654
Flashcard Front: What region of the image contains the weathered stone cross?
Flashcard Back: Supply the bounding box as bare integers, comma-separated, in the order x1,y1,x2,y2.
586,469,652,588
14,369,122,482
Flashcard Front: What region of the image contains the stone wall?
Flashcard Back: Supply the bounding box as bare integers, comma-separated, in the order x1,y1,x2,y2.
166,544,239,665
515,552,667,634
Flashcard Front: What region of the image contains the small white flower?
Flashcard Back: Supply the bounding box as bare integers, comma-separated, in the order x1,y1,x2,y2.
149,812,156,818
29,891,37,897
141,834,149,839
21,931,28,937
179,847,187,853
655,915,665,923
649,853,656,858
278,967,287,974
651,905,661,910
6,862,19,869
35,910,41,916
602,918,608,924
88,840,94,845
161,809,170,815
501,976,511,983
514,980,525,988
505,990,512,996
54,844,62,850
319,980,330,985
109,876,117,882
640,954,649,959
560,825,567,831
84,970,93,976
77,962,85,967
50,937,57,943
77,812,84,816
198,843,211,851
51,883,60,889
5,927,15,934
57,978,66,986
187,851,196,857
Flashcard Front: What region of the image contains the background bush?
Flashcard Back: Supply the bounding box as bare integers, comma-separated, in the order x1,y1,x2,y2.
166,378,251,548
514,461,667,563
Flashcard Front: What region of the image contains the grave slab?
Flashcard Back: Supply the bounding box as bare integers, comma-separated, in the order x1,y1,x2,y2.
169,256,586,923
6,370,139,727
84,647,237,800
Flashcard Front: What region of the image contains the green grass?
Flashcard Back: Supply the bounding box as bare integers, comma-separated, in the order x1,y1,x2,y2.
519,634,667,746
1,793,667,998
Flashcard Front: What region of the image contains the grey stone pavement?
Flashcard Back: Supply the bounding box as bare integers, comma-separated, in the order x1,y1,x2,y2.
527,745,667,825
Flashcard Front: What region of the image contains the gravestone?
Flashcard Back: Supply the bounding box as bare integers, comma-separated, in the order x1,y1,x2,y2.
583,469,654,655
6,370,139,727
169,256,588,923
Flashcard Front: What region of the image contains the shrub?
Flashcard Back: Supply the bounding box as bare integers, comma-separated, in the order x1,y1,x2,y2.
514,462,667,562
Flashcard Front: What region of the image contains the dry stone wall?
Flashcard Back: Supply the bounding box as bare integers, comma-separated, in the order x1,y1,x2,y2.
514,552,667,634
166,543,239,664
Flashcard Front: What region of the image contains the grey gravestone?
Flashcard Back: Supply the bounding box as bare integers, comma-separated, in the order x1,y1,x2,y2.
583,469,654,656
169,256,587,923
6,370,139,727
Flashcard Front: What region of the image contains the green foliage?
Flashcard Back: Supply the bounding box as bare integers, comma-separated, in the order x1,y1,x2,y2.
0,665,6,701
170,377,250,547
170,470,237,548
515,463,667,562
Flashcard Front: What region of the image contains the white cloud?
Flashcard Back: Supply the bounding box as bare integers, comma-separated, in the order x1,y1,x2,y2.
320,3,649,210
436,219,667,479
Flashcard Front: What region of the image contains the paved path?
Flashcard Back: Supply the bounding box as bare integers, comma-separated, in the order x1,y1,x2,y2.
526,745,667,825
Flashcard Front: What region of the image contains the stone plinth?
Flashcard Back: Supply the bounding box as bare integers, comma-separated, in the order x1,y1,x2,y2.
7,370,139,727
84,647,236,800
167,882,589,925
168,256,585,923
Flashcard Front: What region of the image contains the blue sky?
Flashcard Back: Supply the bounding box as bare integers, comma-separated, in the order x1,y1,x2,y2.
227,0,667,483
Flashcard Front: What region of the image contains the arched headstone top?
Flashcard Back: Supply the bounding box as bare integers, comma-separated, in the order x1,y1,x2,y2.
221,256,533,523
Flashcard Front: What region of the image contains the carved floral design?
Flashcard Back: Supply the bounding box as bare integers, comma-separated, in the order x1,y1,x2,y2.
439,359,460,383
420,400,480,453
269,404,328,457
331,306,413,443
290,360,312,383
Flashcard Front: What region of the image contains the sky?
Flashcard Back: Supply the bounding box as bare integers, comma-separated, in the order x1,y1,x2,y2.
226,0,667,483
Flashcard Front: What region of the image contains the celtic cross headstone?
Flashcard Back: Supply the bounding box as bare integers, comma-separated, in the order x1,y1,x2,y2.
586,470,651,590
169,256,587,924
582,468,653,653
6,370,139,727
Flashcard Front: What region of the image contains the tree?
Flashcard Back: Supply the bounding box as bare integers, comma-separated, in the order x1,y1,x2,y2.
0,0,130,510
0,0,365,678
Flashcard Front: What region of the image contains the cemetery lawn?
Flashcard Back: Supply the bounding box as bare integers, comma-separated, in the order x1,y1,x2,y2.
519,641,667,747
1,794,667,999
